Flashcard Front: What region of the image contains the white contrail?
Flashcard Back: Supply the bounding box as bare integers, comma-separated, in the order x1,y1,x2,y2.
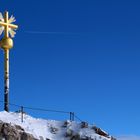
25,31,71,34
24,31,80,35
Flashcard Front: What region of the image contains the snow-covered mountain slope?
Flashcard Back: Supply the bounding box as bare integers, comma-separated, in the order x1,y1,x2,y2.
0,111,115,140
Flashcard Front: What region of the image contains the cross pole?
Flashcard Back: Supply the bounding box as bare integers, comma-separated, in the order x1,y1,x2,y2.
0,11,18,112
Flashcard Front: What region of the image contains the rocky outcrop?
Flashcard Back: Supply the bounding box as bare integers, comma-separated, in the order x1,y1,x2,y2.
0,121,38,140
0,120,116,140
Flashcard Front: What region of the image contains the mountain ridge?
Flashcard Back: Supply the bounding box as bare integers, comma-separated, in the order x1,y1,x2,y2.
0,111,116,140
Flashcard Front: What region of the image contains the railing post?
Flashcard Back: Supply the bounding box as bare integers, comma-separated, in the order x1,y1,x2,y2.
70,112,75,121
70,112,72,121
72,112,75,121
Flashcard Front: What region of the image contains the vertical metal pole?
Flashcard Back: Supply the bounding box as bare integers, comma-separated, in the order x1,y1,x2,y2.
4,11,9,112
21,106,24,122
0,11,18,112
70,112,72,121
4,49,9,112
70,112,75,121
72,112,75,121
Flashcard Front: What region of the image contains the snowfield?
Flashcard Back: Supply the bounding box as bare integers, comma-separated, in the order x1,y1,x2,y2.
0,111,114,140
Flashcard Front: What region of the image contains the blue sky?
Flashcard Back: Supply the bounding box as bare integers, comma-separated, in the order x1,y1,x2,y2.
0,0,140,138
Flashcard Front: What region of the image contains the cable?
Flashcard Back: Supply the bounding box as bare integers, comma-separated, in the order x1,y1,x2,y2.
74,114,83,122
0,100,83,122
0,100,70,114
23,106,70,114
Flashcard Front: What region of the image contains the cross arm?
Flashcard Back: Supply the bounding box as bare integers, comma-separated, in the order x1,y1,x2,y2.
0,21,18,29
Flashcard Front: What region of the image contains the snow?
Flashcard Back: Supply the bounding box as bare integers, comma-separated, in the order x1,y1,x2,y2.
0,111,112,140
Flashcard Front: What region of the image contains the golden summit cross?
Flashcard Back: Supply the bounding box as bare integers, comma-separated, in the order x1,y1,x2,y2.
0,11,18,112
0,11,18,38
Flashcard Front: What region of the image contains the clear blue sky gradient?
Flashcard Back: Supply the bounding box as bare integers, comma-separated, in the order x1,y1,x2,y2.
0,0,140,136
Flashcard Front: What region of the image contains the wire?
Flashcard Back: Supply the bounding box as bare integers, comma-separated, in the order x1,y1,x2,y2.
74,114,83,122
23,106,70,114
0,100,83,122
0,100,69,114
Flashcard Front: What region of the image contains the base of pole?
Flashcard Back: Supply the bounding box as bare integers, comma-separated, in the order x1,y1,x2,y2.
4,93,9,112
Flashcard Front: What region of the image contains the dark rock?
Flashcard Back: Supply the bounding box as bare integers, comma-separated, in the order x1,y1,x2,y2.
20,131,37,140
0,121,4,131
62,121,70,127
65,129,73,137
0,121,38,140
1,123,20,140
92,126,109,138
50,127,58,134
81,122,88,128
15,124,24,131
71,134,80,140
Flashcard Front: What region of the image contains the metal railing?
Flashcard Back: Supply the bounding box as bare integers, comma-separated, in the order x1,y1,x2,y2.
0,100,82,123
